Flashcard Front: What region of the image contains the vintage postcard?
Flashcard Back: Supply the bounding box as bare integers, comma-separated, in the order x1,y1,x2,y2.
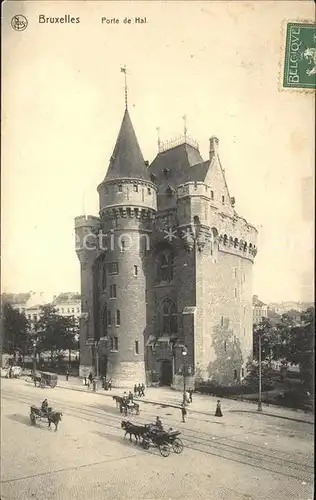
1,1,314,500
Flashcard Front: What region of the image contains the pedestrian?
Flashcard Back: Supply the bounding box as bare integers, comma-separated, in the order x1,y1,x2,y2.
88,372,93,385
141,383,145,397
128,391,133,402
134,384,137,396
137,383,142,397
65,369,69,381
156,416,163,430
181,404,187,423
108,379,112,390
188,389,193,403
84,376,87,386
215,400,223,417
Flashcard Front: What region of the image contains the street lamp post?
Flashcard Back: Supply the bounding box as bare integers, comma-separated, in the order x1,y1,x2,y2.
32,340,37,375
258,332,262,412
181,346,188,404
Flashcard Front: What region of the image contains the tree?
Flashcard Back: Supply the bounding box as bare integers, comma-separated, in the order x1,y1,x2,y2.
283,307,314,391
35,305,78,364
1,303,30,358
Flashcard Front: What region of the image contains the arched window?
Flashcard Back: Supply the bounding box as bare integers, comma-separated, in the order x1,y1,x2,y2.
156,250,173,283
234,238,239,248
160,299,177,335
223,234,228,246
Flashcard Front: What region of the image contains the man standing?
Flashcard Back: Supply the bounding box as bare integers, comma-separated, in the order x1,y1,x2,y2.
188,388,193,403
181,404,187,423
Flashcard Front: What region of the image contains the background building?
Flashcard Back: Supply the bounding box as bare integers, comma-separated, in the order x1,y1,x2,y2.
252,295,268,325
75,101,258,387
2,292,81,332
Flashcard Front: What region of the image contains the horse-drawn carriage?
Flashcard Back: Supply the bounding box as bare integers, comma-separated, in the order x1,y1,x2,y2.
29,405,63,431
33,372,58,389
121,420,183,458
113,395,140,416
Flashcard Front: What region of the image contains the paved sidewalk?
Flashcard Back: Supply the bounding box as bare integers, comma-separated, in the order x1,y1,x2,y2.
55,376,314,425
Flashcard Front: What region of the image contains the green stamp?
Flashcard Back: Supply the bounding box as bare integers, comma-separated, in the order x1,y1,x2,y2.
283,22,316,89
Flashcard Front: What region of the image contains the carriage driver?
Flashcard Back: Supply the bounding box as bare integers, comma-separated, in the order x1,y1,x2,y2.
156,416,163,430
41,398,49,415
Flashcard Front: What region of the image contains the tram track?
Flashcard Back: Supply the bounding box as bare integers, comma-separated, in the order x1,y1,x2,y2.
2,389,313,483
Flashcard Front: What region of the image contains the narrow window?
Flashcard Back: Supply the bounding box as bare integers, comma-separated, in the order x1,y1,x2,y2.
147,187,151,195
133,184,138,192
134,208,139,218
107,309,112,326
222,195,225,204
110,285,117,298
211,190,214,200
234,369,238,380
72,308,74,313
134,265,138,276
135,340,139,355
110,337,114,350
118,185,123,192
221,316,224,326
109,262,119,275
224,341,227,352
116,309,120,326
233,268,237,278
114,337,119,350
241,368,244,378
121,240,126,252
234,288,237,298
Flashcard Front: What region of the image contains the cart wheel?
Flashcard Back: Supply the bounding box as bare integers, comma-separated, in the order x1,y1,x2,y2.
40,381,46,389
159,444,170,457
172,438,183,454
30,413,36,426
141,439,150,450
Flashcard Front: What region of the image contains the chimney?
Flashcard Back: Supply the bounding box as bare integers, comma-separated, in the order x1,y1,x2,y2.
209,136,219,159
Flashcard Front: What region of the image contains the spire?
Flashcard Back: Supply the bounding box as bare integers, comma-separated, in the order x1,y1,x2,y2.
104,109,150,181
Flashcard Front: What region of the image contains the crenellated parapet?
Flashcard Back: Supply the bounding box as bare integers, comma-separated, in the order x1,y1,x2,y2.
98,177,157,215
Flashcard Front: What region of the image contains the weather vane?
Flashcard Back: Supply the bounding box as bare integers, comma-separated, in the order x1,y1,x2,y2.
183,115,187,141
120,66,128,109
156,126,161,150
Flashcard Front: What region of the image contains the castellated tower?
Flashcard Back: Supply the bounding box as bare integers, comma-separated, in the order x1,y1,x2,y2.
75,108,157,385
75,91,257,388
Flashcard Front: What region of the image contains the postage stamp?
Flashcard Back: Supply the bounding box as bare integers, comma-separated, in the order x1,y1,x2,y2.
283,22,316,89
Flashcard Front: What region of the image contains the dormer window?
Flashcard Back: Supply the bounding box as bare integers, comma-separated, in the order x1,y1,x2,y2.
133,185,138,192
118,185,123,193
211,190,214,200
163,168,170,177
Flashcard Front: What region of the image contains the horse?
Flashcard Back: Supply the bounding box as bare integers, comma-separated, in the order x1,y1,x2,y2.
112,395,123,408
47,411,63,431
121,420,147,443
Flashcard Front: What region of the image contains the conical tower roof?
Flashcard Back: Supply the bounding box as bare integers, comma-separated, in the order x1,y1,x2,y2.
104,109,150,182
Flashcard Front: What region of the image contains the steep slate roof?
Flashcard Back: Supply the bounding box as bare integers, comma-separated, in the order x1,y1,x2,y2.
149,143,206,192
104,109,150,182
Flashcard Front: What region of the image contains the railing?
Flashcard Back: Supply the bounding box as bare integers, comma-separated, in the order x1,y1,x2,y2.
159,135,199,153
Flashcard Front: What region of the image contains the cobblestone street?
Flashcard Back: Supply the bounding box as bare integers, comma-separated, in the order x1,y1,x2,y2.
1,378,314,500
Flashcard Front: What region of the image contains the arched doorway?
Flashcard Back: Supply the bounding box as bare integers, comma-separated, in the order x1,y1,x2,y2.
160,359,173,386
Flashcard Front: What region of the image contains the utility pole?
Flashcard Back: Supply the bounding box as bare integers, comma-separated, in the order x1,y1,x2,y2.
182,346,188,404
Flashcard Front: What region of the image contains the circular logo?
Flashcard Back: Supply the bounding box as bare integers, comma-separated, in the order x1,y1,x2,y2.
11,15,28,31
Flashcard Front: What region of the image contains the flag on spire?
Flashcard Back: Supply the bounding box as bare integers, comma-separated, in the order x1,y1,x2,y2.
121,66,126,73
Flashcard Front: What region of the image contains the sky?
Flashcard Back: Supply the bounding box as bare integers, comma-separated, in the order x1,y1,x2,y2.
1,1,315,304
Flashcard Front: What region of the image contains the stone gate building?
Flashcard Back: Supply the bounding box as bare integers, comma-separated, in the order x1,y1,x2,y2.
75,104,257,388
